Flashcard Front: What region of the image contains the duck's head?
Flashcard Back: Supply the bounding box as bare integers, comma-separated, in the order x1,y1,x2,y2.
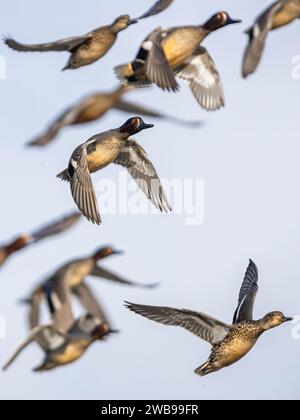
93,246,124,261
261,312,293,330
112,15,138,32
92,321,120,341
119,117,154,136
203,12,241,32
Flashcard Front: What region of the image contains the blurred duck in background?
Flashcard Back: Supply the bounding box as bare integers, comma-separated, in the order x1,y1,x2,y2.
27,86,203,147
0,212,81,269
4,271,118,372
115,12,241,111
57,117,171,225
4,0,175,71
242,0,300,78
21,245,158,330
126,260,293,376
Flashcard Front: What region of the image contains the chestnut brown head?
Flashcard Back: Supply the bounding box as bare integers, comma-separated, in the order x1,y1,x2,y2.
93,246,124,261
119,117,154,136
203,12,241,32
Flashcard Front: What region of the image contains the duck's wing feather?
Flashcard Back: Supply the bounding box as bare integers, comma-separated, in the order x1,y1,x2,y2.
138,0,174,20
28,292,44,330
73,283,109,323
114,139,171,213
31,212,81,242
242,1,283,78
115,99,166,118
233,260,259,324
142,28,179,92
27,99,91,146
2,325,64,371
176,46,225,111
126,302,232,345
4,34,90,52
44,273,75,333
66,144,101,225
91,264,158,289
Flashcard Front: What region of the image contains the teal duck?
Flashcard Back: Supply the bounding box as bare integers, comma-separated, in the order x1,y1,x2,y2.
27,86,203,147
242,0,300,78
126,260,293,376
22,246,157,330
115,12,241,110
4,0,175,70
4,273,117,372
57,117,171,225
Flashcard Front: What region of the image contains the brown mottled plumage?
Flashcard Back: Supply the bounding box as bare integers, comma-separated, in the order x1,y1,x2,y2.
126,260,293,376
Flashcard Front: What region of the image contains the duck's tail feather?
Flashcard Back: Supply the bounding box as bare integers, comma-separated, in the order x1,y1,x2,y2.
195,362,214,377
57,169,70,183
114,63,129,83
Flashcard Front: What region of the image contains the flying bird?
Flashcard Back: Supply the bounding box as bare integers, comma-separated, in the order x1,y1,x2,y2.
4,0,176,70
21,246,158,330
115,12,241,111
27,86,203,147
242,0,300,78
4,270,117,372
126,260,293,377
57,117,171,225
0,212,81,269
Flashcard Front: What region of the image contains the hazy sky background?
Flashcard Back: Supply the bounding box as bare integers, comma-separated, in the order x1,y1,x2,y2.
0,0,300,400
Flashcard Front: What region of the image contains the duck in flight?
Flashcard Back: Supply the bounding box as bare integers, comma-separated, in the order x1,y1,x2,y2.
115,12,241,111
0,212,81,269
21,246,158,330
4,269,118,372
27,86,203,147
57,117,171,225
242,0,300,78
4,0,175,70
126,260,293,376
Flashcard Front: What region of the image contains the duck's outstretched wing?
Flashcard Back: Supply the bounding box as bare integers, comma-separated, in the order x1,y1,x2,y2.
27,99,91,147
176,47,225,111
31,212,81,242
4,34,90,52
114,139,171,213
115,99,203,128
233,260,259,324
137,0,174,20
2,325,63,371
143,28,179,92
242,1,283,78
58,144,101,225
91,264,158,289
126,302,232,345
73,283,109,323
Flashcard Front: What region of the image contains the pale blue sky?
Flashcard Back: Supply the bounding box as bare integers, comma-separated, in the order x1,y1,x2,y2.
0,0,300,400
